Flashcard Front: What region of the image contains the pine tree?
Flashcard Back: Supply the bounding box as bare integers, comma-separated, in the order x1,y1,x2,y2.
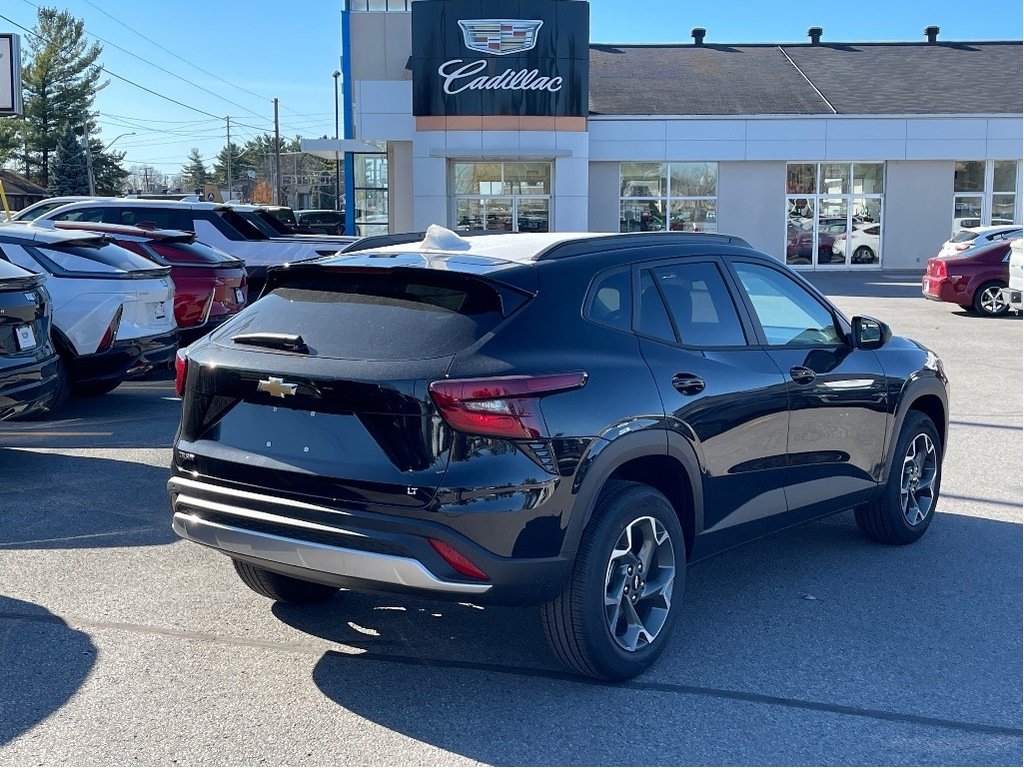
21,7,106,187
181,148,208,190
49,124,90,195
213,142,253,197
90,138,129,195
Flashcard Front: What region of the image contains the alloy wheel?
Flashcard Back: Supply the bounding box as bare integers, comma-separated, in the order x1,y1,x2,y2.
978,285,1009,315
900,433,938,525
603,515,676,652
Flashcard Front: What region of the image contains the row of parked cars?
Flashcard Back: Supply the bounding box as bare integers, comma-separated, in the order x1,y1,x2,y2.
0,196,363,421
921,224,1023,316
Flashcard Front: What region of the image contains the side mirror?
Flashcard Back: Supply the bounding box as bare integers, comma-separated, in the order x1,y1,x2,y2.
852,316,892,350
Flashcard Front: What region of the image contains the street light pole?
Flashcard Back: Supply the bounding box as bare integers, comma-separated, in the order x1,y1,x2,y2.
332,70,341,214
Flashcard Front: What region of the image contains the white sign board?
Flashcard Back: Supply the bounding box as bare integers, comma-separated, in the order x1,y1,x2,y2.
0,33,24,117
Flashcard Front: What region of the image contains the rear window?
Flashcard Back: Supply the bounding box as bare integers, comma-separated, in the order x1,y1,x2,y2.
146,241,240,266
222,271,524,360
299,211,343,225
27,241,164,274
952,230,979,243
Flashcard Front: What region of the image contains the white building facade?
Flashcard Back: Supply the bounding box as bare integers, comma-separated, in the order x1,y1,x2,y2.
331,0,1023,271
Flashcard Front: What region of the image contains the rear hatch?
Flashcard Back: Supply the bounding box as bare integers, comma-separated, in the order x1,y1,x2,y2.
178,259,534,509
28,238,176,340
0,262,50,363
144,239,247,323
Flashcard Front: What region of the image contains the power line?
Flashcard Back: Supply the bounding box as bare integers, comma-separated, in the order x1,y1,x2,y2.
79,0,339,128
17,0,275,126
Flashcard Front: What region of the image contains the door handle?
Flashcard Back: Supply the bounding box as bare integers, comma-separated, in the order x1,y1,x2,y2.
790,366,816,384
671,373,705,395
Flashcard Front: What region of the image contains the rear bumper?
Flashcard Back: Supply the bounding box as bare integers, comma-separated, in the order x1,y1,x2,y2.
1001,286,1022,312
921,276,965,304
0,352,61,420
70,329,179,386
167,475,572,605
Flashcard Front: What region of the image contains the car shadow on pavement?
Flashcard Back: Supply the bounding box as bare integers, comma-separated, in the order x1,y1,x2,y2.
0,381,181,451
0,596,96,747
285,510,1022,766
0,448,175,549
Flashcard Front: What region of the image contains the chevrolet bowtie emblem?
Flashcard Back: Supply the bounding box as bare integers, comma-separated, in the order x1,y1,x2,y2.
257,377,298,398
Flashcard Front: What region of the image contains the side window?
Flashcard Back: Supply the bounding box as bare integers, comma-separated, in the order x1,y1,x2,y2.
585,268,632,332
638,269,675,342
649,262,747,347
733,263,843,347
50,207,107,223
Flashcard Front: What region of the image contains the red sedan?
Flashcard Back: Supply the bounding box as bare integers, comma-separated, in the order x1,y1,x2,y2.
53,222,247,342
922,238,1016,316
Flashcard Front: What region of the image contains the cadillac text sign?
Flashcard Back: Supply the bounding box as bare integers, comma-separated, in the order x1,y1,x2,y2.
412,0,589,118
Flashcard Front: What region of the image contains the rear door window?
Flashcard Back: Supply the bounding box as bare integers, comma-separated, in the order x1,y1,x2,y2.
648,262,747,347
118,207,193,231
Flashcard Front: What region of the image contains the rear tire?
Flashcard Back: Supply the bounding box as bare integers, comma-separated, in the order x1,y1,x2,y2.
540,481,686,681
856,412,942,545
232,559,339,603
17,355,70,420
972,281,1010,316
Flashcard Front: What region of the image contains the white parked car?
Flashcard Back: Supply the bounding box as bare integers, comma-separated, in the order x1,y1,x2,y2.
1002,238,1023,313
832,222,881,263
13,198,359,296
0,225,177,399
938,224,1022,258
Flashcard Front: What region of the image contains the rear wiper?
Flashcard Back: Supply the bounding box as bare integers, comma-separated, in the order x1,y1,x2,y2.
231,332,309,354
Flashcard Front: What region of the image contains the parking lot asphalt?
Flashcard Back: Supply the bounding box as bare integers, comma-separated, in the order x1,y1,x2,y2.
1,274,1021,766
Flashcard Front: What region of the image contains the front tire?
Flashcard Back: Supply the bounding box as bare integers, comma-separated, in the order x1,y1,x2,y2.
972,281,1010,316
541,482,686,681
856,412,942,545
232,559,339,603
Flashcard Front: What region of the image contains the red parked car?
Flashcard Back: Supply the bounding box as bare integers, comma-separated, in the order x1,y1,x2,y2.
922,235,1020,316
53,222,248,342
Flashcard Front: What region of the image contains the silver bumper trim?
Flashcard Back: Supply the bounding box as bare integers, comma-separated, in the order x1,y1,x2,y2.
171,510,492,596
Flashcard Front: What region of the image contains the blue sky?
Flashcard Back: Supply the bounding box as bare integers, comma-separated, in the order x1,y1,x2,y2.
2,0,1021,175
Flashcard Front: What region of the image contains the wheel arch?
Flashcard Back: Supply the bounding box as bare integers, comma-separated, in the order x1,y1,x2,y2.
565,429,703,559
881,377,948,485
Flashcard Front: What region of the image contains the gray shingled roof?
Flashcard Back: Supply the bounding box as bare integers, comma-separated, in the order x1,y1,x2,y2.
588,42,1023,116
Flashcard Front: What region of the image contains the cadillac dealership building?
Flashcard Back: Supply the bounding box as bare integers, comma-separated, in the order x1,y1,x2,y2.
305,0,1023,271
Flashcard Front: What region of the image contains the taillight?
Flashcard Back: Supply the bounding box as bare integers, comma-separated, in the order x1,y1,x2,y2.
428,538,489,581
97,305,124,352
930,259,948,278
428,373,587,439
174,349,188,397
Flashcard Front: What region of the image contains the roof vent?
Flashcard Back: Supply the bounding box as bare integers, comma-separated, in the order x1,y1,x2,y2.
808,26,823,45
691,27,706,46
924,25,940,44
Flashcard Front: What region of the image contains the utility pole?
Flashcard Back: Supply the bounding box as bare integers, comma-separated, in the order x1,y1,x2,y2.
225,116,232,202
273,98,281,206
82,111,96,196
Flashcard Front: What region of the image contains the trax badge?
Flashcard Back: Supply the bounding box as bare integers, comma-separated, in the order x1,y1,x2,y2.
257,377,298,398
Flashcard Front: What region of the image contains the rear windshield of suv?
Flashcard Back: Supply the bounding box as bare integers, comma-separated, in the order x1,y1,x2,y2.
27,241,165,275
223,271,524,360
145,241,241,266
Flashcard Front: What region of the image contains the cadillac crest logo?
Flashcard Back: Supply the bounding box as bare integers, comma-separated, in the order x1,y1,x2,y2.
457,19,544,56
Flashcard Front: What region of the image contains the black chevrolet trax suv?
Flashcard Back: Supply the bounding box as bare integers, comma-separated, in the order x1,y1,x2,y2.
169,226,949,680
